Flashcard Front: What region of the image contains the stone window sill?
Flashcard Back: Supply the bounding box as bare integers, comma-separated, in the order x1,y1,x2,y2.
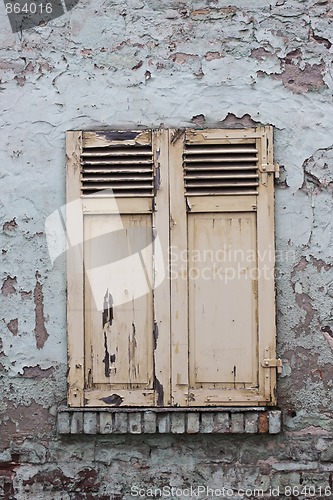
57,407,281,435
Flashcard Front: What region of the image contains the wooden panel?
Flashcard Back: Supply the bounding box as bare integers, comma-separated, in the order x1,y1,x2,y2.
82,130,151,148
188,212,258,387
84,213,154,393
66,131,85,407
186,129,263,143
82,197,152,214
187,195,257,213
256,126,277,405
169,130,189,406
152,130,171,406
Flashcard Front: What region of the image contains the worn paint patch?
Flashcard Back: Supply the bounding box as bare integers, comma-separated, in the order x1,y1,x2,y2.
2,219,17,232
99,394,123,406
191,114,206,127
6,319,18,336
251,47,275,61
271,62,326,93
1,276,17,296
153,376,164,406
219,113,261,129
33,273,48,349
22,467,99,493
20,365,55,378
295,293,317,334
3,400,54,440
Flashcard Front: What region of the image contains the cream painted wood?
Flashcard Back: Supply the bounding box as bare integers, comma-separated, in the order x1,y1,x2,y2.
66,131,85,407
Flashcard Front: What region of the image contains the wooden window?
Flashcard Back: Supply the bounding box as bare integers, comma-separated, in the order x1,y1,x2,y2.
66,127,280,408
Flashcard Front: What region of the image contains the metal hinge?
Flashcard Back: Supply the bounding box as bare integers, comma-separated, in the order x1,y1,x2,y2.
259,163,280,178
262,358,283,374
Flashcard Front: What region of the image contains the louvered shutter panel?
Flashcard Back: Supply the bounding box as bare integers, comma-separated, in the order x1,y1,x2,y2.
170,127,277,406
66,130,170,407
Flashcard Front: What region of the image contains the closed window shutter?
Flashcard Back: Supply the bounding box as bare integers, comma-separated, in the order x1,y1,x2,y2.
170,127,277,406
67,127,277,408
66,130,170,407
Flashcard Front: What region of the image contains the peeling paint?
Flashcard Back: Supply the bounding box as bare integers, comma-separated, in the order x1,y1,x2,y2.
1,276,17,296
33,273,48,350
6,319,18,336
2,219,18,232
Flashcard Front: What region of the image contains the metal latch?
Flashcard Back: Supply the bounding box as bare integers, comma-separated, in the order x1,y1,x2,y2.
262,358,283,374
259,163,280,179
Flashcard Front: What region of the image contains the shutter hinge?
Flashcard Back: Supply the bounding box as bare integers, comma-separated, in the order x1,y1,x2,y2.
262,358,283,374
259,163,280,179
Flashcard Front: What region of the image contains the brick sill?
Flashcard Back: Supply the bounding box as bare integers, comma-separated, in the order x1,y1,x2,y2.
57,407,282,435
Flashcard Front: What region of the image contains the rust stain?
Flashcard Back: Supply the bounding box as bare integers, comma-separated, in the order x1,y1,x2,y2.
1,276,17,296
7,319,18,336
34,272,49,349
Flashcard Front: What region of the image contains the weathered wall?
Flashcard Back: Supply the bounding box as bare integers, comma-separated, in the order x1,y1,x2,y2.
1,0,333,498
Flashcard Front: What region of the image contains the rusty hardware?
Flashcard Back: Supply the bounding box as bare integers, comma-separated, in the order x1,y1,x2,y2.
261,358,283,374
259,163,280,179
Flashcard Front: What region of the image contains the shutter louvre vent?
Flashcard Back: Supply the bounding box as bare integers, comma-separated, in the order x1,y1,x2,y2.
183,142,259,196
81,144,154,197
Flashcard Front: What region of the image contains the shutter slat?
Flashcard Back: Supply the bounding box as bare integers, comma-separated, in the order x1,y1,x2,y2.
81,176,153,182
82,149,153,156
80,138,154,197
185,173,258,179
184,147,258,154
184,165,258,171
185,156,258,163
184,139,258,196
82,159,153,165
82,168,153,174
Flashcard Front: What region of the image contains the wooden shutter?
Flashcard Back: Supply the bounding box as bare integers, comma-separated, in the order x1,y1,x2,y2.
170,127,277,406
66,130,170,407
67,127,277,408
